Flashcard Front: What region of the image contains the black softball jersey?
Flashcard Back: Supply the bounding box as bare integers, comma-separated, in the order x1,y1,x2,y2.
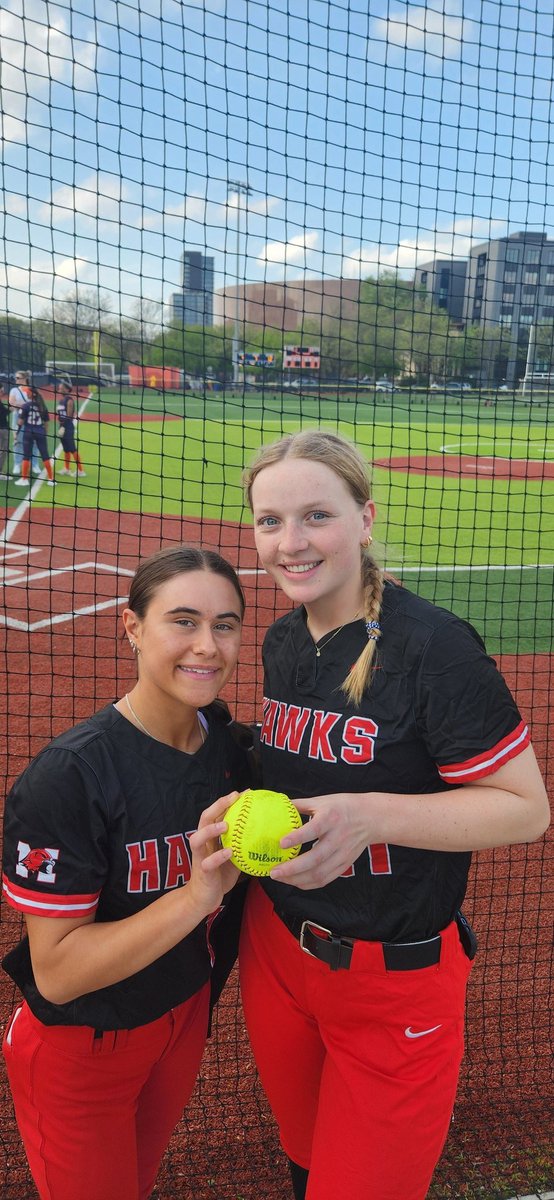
2,703,251,1030
259,582,529,943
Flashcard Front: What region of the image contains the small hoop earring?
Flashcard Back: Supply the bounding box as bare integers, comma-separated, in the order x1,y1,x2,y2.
362,535,373,549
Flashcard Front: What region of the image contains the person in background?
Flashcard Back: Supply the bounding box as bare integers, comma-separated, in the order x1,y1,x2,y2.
2,544,253,1200
57,380,86,477
13,385,55,487
9,370,41,477
240,428,550,1200
0,382,10,479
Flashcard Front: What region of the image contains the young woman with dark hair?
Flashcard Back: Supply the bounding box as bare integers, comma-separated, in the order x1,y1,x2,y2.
2,544,252,1200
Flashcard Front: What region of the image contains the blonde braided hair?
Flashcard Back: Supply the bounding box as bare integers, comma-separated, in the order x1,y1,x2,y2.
244,429,385,706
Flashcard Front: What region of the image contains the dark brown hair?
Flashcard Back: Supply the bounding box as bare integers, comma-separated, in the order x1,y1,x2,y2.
128,545,245,620
30,387,50,423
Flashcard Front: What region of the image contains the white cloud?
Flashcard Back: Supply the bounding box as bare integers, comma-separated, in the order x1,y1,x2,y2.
341,219,508,277
341,247,384,278
54,256,90,281
258,231,320,268
0,1,97,145
0,253,95,316
225,192,280,218
41,175,126,228
370,2,475,59
141,194,208,231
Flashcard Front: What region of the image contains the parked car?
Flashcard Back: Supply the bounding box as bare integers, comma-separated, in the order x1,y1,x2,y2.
374,379,394,392
446,380,472,392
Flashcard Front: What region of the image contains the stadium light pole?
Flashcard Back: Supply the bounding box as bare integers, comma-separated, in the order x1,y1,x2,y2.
228,180,252,386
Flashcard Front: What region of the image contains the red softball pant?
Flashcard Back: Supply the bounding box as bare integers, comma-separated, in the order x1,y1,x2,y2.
240,884,473,1200
2,985,209,1200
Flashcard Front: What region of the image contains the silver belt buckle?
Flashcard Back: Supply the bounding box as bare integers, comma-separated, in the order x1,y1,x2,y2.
299,919,333,957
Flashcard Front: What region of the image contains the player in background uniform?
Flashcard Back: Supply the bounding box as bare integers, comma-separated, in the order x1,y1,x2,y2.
13,385,55,486
57,380,86,477
241,430,549,1200
0,381,10,478
9,369,41,477
2,544,253,1200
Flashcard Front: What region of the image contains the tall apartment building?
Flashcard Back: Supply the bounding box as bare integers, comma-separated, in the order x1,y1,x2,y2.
413,259,467,322
463,230,554,330
170,251,214,326
416,230,554,382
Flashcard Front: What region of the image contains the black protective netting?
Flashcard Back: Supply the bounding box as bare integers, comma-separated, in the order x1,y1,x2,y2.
0,1,552,1197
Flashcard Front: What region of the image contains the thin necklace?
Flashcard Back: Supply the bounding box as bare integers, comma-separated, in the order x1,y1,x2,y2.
308,612,361,657
124,693,206,746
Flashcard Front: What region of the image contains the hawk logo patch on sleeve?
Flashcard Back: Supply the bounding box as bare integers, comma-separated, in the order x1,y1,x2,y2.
16,842,59,883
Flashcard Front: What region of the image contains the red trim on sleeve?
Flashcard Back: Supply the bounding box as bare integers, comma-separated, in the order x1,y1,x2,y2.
2,875,100,919
437,720,530,783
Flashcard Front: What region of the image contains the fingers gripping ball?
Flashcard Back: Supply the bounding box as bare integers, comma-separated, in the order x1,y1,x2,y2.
221,788,302,876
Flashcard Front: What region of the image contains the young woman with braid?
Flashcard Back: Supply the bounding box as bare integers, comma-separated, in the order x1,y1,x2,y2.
240,429,549,1200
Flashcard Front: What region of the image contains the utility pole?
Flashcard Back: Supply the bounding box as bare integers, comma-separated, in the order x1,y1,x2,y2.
227,180,252,386
521,322,535,397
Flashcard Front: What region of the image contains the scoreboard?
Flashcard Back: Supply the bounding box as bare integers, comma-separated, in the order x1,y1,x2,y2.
283,345,320,370
237,352,275,366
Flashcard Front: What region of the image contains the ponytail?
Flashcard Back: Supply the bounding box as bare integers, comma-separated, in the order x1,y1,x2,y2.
341,554,384,705
33,389,50,423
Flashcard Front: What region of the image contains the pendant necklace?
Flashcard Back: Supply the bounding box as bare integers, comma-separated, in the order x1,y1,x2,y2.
313,624,346,657
124,693,206,746
309,611,361,657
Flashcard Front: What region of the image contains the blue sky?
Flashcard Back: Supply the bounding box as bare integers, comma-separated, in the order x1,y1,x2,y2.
1,0,553,320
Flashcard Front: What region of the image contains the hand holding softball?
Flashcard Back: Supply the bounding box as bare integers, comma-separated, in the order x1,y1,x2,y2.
188,793,242,910
220,788,303,877
270,791,380,889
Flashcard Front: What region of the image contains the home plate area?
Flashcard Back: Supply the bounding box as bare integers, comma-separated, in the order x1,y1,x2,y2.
0,540,133,632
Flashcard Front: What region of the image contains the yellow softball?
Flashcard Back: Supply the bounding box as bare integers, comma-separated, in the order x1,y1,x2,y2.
221,788,303,876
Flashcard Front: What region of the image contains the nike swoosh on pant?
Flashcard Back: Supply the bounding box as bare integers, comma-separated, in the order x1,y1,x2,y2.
404,1024,442,1038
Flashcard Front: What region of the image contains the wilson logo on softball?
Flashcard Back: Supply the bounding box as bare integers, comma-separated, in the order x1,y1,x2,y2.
220,788,302,877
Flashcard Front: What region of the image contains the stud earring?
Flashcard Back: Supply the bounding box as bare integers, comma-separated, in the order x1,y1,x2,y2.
362,534,373,549
129,639,137,653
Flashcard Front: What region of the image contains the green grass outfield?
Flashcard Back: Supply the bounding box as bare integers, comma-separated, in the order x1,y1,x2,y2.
2,387,552,655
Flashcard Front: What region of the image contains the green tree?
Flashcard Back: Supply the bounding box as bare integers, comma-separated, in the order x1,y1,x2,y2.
0,316,46,375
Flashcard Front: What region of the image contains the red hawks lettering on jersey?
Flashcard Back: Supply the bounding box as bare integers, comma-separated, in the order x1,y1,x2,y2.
262,698,342,762
164,834,193,888
337,839,391,878
127,840,161,893
126,834,193,893
308,710,341,761
342,716,378,764
260,698,279,745
275,704,311,753
262,699,378,766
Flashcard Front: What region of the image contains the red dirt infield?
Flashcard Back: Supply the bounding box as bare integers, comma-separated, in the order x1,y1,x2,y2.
1,506,552,1198
374,453,554,479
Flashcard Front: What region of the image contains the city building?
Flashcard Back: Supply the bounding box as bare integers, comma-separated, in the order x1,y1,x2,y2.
170,250,214,326
213,277,361,334
415,230,554,383
463,230,554,332
413,259,467,322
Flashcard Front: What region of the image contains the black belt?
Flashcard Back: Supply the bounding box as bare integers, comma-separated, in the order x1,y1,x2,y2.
275,909,442,973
